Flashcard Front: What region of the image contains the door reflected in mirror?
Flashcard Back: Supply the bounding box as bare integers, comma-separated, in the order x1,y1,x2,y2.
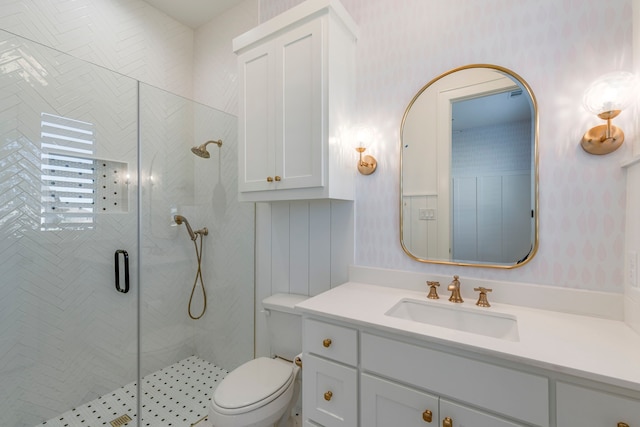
400,64,538,268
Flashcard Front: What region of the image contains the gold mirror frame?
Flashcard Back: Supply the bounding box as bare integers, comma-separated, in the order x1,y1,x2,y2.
399,64,539,269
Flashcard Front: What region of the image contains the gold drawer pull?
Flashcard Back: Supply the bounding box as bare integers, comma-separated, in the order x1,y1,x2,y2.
324,391,333,401
443,417,453,427
322,338,332,348
274,175,281,181
618,423,629,427
422,409,432,423
266,176,273,182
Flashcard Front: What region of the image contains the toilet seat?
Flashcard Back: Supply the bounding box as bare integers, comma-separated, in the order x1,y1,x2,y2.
212,357,294,415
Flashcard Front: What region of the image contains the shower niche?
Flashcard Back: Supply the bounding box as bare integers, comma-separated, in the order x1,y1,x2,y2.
41,154,129,231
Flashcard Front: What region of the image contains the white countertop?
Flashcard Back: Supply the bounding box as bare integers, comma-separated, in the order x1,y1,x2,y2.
295,282,640,392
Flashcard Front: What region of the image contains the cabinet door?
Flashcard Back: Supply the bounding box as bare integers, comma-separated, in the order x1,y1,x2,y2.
439,399,526,427
303,355,357,427
361,373,439,426
274,18,323,190
238,42,276,192
556,382,640,427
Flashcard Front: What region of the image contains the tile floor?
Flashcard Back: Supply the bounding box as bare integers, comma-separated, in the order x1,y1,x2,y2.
37,356,227,427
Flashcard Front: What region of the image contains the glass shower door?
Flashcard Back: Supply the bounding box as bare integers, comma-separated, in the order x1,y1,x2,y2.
0,31,139,426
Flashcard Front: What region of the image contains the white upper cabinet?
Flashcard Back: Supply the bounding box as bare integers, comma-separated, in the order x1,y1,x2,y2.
233,0,358,202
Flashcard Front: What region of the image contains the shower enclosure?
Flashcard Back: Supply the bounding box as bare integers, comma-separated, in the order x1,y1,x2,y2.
0,30,255,427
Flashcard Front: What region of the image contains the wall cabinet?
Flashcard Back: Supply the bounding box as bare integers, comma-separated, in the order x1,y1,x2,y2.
302,317,640,427
233,0,357,202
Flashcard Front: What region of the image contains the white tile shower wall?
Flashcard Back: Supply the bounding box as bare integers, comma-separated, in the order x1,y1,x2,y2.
0,0,194,99
0,32,139,426
258,0,634,292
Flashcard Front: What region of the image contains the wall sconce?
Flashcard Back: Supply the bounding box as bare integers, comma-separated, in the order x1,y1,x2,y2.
355,147,377,175
581,71,637,155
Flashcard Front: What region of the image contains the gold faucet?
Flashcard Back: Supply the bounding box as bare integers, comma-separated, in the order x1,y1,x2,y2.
447,275,463,303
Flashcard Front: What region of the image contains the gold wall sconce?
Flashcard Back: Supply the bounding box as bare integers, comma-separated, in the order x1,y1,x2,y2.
581,71,637,155
355,147,377,175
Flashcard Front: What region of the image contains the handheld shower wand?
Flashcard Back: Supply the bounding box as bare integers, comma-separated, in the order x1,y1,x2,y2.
174,214,209,320
174,215,208,241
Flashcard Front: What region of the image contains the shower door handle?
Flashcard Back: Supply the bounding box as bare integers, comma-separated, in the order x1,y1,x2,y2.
114,250,130,293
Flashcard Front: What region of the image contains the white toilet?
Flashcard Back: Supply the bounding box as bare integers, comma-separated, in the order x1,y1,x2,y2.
207,293,308,427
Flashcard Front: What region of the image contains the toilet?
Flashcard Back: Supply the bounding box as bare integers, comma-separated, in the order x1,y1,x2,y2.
207,293,308,427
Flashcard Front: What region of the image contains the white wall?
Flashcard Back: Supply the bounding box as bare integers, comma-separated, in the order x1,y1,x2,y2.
258,0,635,293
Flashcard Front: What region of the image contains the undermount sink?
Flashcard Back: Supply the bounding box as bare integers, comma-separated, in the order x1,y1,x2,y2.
385,298,520,341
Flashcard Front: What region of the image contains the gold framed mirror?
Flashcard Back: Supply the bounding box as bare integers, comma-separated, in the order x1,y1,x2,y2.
400,64,538,268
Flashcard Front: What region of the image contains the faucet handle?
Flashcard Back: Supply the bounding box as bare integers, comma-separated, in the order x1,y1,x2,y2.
426,281,440,299
474,287,493,307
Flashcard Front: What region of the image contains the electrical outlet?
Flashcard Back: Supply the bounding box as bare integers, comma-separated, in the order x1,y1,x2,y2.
628,251,638,288
418,208,436,221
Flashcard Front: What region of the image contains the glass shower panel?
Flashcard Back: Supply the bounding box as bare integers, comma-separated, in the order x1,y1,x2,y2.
0,31,139,426
139,84,254,426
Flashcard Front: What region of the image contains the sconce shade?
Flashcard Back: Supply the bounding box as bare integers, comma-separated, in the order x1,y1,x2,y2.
582,71,637,115
581,71,637,155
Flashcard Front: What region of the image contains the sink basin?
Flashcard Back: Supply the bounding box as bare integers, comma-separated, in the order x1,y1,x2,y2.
385,298,519,341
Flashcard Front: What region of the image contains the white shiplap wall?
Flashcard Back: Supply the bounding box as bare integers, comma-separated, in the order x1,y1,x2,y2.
254,200,354,357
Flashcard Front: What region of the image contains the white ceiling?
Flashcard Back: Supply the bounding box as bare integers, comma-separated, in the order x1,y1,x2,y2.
142,0,245,28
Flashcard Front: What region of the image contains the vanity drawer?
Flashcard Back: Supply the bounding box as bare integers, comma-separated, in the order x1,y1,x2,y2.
556,382,640,427
303,318,357,366
361,333,549,427
302,354,357,427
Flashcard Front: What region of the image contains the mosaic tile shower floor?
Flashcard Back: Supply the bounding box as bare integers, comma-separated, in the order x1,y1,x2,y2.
37,356,227,427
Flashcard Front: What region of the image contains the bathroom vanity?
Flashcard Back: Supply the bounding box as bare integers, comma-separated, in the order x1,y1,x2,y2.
296,281,640,427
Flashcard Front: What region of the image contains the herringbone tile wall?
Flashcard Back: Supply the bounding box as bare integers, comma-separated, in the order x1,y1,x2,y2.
0,0,195,99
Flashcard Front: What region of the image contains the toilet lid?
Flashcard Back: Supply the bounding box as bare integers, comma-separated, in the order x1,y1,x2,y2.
213,357,293,410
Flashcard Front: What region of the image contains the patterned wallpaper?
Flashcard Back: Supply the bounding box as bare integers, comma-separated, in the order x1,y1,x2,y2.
261,0,635,292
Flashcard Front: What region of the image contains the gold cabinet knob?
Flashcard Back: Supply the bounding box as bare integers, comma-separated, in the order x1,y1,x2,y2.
322,338,332,348
274,175,281,181
618,423,630,427
422,409,433,423
324,391,333,401
442,417,453,427
266,176,273,182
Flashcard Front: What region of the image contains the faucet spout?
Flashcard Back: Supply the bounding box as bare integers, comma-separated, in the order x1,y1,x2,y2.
447,275,463,303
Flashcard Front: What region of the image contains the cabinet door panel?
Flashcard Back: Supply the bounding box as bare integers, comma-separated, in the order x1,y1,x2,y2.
556,382,640,427
276,18,323,189
440,399,526,427
238,44,275,192
303,355,357,427
361,373,439,426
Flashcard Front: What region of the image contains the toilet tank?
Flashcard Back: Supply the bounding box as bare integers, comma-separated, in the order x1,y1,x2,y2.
262,293,309,361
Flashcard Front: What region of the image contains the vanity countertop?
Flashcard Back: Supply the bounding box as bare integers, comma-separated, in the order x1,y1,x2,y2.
295,282,640,392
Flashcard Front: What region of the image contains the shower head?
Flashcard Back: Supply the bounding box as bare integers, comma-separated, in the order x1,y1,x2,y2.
191,139,223,159
174,215,208,241
174,214,196,240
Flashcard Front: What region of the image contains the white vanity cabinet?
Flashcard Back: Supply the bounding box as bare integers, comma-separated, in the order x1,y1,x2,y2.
302,319,358,426
361,332,546,427
556,382,640,427
233,0,357,202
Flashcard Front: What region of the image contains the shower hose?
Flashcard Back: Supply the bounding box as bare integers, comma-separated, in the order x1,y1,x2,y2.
188,233,207,320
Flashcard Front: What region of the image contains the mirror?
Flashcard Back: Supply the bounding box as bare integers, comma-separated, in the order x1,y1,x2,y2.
400,64,538,268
